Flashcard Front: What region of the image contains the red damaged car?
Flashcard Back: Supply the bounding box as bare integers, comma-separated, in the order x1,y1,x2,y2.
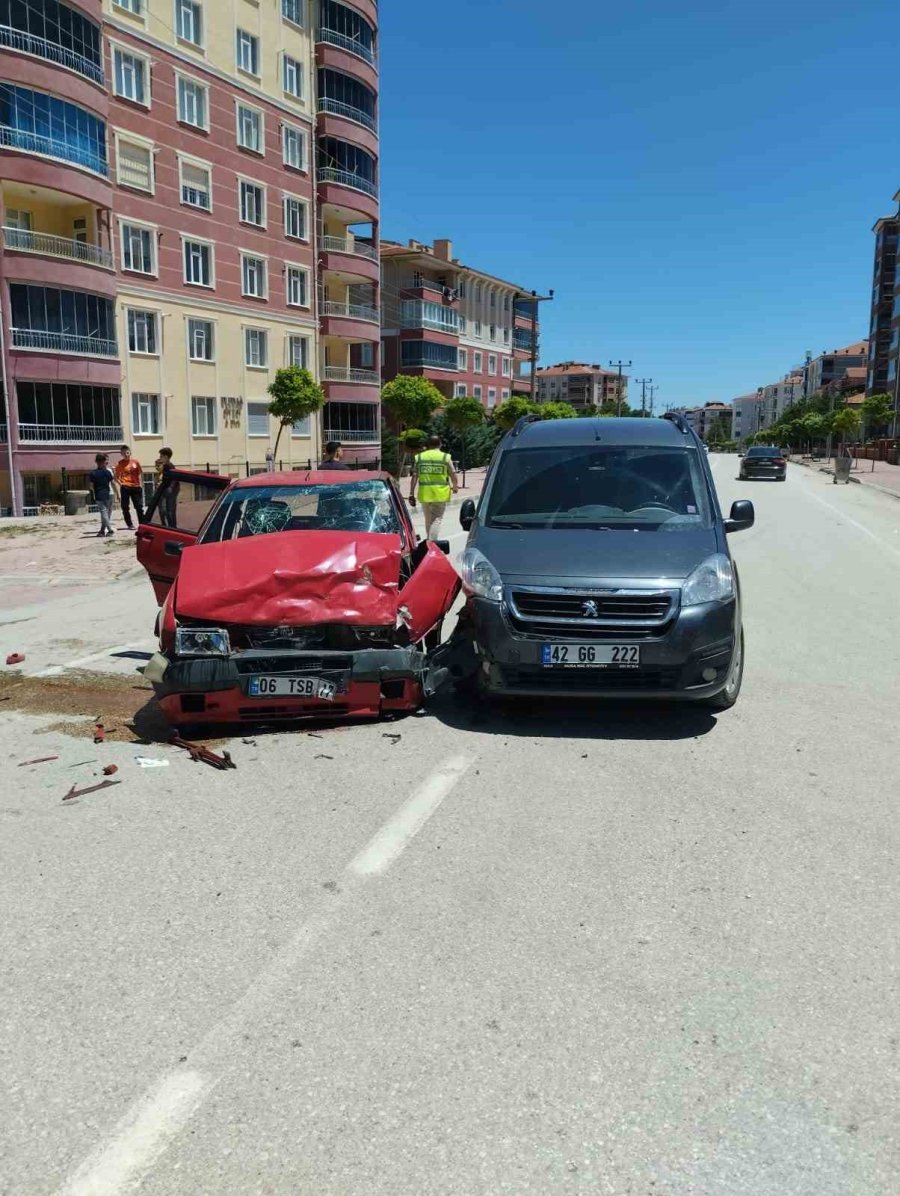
136,469,460,729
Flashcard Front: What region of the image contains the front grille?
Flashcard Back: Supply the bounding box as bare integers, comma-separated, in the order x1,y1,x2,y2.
233,654,354,676
227,625,393,651
507,617,661,641
238,705,352,720
503,668,679,692
510,589,674,626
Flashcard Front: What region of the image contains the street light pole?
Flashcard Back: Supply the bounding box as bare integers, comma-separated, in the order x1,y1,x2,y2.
635,377,652,417
648,384,659,416
609,359,632,416
527,288,554,404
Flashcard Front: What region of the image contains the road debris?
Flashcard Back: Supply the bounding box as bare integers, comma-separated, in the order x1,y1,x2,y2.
170,735,237,771
135,757,170,768
382,733,402,744
102,764,119,776
17,755,59,767
5,653,25,666
62,779,121,802
315,754,335,760
93,722,106,744
242,738,257,745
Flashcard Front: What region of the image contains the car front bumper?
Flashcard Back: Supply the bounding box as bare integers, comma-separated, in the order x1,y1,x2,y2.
460,596,738,700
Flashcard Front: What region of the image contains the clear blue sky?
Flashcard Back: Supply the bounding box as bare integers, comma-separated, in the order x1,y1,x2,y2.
379,0,900,408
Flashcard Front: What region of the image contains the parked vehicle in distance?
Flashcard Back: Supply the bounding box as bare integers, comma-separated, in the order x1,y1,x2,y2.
136,471,460,729
451,413,754,709
739,446,787,481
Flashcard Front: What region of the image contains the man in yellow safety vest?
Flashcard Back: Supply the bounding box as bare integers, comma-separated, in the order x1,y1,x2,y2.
408,435,459,540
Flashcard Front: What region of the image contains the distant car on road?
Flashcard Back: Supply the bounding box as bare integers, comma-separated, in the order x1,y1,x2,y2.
739,446,787,481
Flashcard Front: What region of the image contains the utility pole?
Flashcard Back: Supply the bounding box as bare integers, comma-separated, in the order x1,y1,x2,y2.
609,359,632,416
648,384,659,416
526,288,554,404
635,377,653,417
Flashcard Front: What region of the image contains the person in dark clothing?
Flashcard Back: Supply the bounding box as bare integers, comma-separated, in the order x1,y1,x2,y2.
89,453,115,537
318,441,350,471
157,447,179,527
114,445,145,529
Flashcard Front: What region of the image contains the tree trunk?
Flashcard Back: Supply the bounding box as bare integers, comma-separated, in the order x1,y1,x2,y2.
272,421,286,460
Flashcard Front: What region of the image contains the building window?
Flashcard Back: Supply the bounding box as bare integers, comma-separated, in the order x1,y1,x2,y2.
10,284,116,351
191,395,216,436
0,85,108,176
473,385,482,401
473,351,482,373
502,357,511,377
241,254,267,299
188,318,214,361
113,48,147,104
176,0,203,46
400,341,458,371
488,354,497,375
177,76,207,127
489,324,496,341
236,28,259,76
237,104,263,153
245,328,268,368
127,309,158,355
282,0,304,25
17,381,121,431
487,387,497,406
474,321,482,337
286,266,308,307
116,138,153,192
114,0,142,13
121,222,155,274
247,400,269,436
180,159,211,210
502,388,510,400
131,391,159,435
490,292,496,309
183,239,212,286
282,124,306,170
283,196,306,240
503,295,510,311
239,181,265,226
5,208,31,231
458,349,468,370
288,335,309,368
283,56,303,99
455,383,468,397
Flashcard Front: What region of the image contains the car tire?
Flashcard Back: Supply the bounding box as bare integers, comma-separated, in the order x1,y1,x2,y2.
700,627,744,711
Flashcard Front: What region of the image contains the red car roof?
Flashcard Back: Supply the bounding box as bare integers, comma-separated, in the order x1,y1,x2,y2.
231,470,391,489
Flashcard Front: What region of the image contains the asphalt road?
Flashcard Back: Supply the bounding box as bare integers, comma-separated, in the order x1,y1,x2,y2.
1,457,898,1195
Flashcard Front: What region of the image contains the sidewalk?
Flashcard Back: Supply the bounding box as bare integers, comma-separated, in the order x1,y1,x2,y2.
793,456,900,500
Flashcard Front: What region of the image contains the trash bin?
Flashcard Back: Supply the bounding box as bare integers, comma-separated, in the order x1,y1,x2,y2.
833,457,852,484
64,489,90,515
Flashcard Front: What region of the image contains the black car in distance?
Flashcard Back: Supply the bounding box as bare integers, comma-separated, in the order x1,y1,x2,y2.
455,412,755,709
739,445,787,481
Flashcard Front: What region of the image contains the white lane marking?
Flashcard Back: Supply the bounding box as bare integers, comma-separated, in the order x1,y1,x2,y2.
55,754,475,1195
796,478,900,562
35,642,154,678
349,754,475,876
58,1071,212,1196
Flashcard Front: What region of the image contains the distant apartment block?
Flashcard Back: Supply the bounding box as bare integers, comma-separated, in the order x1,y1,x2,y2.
803,341,869,398
759,374,804,426
380,238,540,412
867,197,899,397
534,362,628,410
679,402,730,441
730,393,764,443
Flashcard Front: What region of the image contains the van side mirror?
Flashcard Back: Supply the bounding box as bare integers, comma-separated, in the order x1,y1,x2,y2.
725,499,754,533
434,539,450,555
460,498,476,531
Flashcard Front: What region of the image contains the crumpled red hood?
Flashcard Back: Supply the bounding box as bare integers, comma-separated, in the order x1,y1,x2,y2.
174,531,403,626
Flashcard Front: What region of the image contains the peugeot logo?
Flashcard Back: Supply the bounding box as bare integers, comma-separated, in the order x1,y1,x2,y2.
582,599,600,618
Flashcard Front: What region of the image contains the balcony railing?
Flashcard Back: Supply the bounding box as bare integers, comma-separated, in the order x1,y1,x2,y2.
11,328,118,356
323,426,380,443
17,423,123,443
2,226,114,269
320,234,378,261
317,96,377,132
403,277,455,297
402,314,461,334
321,300,379,323
0,125,108,177
0,25,104,86
317,166,377,198
317,27,376,65
321,366,380,385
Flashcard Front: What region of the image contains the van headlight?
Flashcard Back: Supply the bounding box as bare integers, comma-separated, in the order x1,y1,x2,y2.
681,554,735,607
461,547,503,602
175,627,231,656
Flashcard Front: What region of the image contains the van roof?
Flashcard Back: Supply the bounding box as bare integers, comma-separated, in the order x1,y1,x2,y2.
509,417,692,448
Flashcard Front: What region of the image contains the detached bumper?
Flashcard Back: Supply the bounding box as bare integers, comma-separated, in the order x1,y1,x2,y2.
459,597,738,701
149,647,426,725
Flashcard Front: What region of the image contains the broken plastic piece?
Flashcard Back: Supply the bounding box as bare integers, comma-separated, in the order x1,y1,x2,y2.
135,757,170,768
170,735,237,771
18,755,59,767
102,764,119,775
5,652,25,666
93,723,106,744
63,779,121,802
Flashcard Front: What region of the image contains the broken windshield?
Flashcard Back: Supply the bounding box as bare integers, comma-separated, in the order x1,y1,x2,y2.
199,481,401,543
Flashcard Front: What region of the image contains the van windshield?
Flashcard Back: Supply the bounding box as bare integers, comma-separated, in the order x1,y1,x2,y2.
199,481,401,542
485,445,713,530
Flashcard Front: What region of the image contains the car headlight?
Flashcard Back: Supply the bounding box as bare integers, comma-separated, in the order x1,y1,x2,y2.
461,547,503,602
681,554,735,607
174,627,231,656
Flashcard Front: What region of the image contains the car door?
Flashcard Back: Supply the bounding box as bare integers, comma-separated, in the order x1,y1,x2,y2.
400,542,461,643
136,470,230,603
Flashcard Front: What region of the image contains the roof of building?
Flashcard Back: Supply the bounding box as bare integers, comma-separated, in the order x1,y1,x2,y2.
380,238,530,293
535,362,618,378
819,340,868,357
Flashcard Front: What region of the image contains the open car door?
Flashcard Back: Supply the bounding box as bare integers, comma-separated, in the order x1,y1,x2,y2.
400,542,461,643
136,470,230,604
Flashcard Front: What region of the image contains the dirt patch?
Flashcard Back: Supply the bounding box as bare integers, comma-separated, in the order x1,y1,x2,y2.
0,669,171,743
0,525,46,540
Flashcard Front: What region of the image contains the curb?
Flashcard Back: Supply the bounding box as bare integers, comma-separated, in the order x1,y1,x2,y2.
793,458,900,498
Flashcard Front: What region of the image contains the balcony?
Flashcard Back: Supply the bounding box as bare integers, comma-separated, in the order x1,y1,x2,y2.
0,24,104,86
2,226,113,269
322,366,380,384
0,125,107,177
17,422,122,443
317,96,377,132
321,233,378,260
317,166,376,197
323,426,379,443
401,301,461,335
317,27,376,65
403,277,455,297
321,300,379,323
11,328,118,356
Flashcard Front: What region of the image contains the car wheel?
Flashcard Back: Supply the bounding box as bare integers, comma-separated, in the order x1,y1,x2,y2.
700,627,744,711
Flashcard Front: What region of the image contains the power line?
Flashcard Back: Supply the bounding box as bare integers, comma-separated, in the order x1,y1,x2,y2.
609,360,632,417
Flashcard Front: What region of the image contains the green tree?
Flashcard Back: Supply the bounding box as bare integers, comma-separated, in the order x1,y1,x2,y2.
431,415,502,468
493,396,538,431
599,399,633,417
442,396,485,473
267,367,325,458
861,392,893,438
397,427,427,476
381,376,443,431
538,401,578,420
831,407,861,452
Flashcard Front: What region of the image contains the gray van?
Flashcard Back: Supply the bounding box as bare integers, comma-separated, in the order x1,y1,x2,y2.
453,413,754,708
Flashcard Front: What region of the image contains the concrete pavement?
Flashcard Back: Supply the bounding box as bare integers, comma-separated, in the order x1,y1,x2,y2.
1,456,899,1194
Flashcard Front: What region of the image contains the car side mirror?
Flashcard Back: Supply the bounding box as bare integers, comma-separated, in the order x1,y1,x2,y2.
460,498,476,531
725,499,754,533
737,452,744,458
434,539,451,555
